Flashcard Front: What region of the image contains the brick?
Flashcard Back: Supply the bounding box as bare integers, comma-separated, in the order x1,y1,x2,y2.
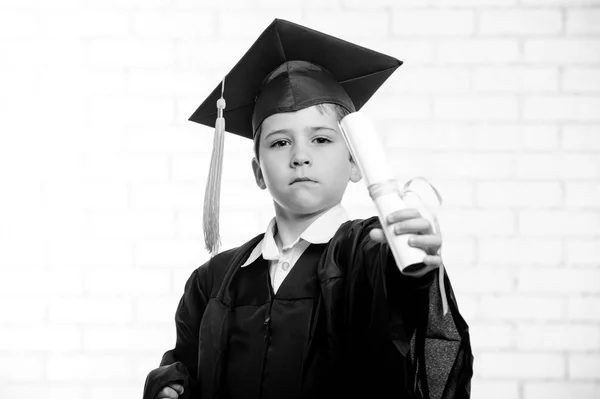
562,126,600,150
131,183,204,209
568,297,600,321
39,11,129,37
0,11,38,37
524,382,600,399
85,269,171,295
470,380,519,399
434,96,519,120
127,68,213,96
125,125,208,154
524,96,600,121
450,268,515,294
0,386,86,399
372,95,431,120
88,209,175,239
566,239,600,266
516,154,600,179
569,354,600,379
473,67,558,92
525,39,600,64
479,295,565,320
46,355,134,381
479,238,563,266
134,296,181,323
469,323,513,349
0,299,46,324
566,182,600,207
83,326,173,351
0,237,46,268
439,236,476,266
88,0,171,7
517,323,600,351
567,9,600,35
348,0,424,6
477,181,562,208
171,156,210,181
438,209,515,235
0,326,81,351
426,180,474,207
88,386,143,399
388,66,470,94
480,10,562,35
75,182,129,209
431,153,516,179
133,238,208,270
518,268,600,294
82,152,170,182
133,10,215,38
563,68,600,92
392,10,474,36
305,10,389,39
478,352,565,379
437,39,519,64
88,39,176,68
90,96,175,126
0,270,84,296
433,0,516,5
47,237,134,269
48,297,133,324
519,210,600,236
0,355,44,381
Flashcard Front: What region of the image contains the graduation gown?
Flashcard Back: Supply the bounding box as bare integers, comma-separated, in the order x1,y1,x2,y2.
143,217,473,399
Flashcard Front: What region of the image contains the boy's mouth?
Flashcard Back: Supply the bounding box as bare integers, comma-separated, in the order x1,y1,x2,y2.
290,177,316,185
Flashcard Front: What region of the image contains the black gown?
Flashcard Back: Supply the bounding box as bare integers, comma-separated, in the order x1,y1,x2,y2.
143,217,473,399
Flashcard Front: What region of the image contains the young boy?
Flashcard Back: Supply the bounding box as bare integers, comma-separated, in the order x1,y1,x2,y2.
143,19,473,399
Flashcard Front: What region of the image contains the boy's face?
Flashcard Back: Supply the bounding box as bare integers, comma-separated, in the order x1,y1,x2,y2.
252,105,361,218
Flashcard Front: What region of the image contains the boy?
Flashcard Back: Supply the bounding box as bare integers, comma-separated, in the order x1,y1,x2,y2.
143,19,473,399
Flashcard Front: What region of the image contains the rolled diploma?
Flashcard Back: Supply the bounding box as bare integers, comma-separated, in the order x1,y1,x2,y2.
339,112,427,272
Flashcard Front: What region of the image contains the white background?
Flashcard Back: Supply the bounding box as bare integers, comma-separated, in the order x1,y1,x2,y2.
0,0,599,398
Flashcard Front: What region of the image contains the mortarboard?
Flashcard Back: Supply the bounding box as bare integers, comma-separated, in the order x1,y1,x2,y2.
190,18,402,255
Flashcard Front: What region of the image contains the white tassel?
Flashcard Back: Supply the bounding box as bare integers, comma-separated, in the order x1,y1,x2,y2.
203,80,226,257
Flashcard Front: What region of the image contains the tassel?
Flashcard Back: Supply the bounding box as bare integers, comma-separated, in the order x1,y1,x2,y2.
203,79,226,257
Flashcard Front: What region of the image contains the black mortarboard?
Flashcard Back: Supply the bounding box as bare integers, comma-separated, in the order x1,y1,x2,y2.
192,18,402,256
189,18,402,139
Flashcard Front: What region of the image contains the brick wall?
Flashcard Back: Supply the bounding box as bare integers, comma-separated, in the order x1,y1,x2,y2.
0,0,599,398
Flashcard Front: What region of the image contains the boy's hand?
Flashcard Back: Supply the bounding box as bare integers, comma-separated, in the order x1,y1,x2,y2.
155,383,184,399
369,208,443,268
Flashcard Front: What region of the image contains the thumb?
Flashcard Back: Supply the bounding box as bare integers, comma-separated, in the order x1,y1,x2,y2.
169,383,184,395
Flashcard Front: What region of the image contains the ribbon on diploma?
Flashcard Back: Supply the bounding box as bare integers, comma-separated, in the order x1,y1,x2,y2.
368,177,449,316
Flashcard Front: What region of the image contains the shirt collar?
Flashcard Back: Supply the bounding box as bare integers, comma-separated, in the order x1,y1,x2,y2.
241,204,349,267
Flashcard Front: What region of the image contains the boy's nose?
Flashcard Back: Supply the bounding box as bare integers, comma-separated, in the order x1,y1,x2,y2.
290,148,312,167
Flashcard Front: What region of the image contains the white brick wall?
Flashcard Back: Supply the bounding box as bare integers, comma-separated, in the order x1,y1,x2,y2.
0,1,599,398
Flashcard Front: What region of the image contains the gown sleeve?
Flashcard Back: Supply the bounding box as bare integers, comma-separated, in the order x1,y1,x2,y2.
321,217,473,399
142,265,211,399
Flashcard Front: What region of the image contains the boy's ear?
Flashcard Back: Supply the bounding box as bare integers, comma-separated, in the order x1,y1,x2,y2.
349,157,362,183
252,157,267,190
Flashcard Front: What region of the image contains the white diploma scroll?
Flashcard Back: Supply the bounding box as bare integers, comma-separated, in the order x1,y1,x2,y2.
339,112,427,272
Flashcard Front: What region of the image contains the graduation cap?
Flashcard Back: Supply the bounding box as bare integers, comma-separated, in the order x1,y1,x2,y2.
190,18,402,256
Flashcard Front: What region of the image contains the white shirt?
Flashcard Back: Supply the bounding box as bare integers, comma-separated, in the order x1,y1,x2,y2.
240,204,350,293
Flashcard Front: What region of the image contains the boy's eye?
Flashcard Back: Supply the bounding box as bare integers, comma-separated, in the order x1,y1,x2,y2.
313,137,332,144
270,139,289,148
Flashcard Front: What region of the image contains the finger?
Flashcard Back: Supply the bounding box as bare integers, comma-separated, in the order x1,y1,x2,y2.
369,228,387,243
408,234,442,254
169,384,184,395
423,254,443,267
386,208,422,224
393,218,432,235
156,387,179,399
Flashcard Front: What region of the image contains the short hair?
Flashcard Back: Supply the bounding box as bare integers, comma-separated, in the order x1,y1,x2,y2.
253,103,351,161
